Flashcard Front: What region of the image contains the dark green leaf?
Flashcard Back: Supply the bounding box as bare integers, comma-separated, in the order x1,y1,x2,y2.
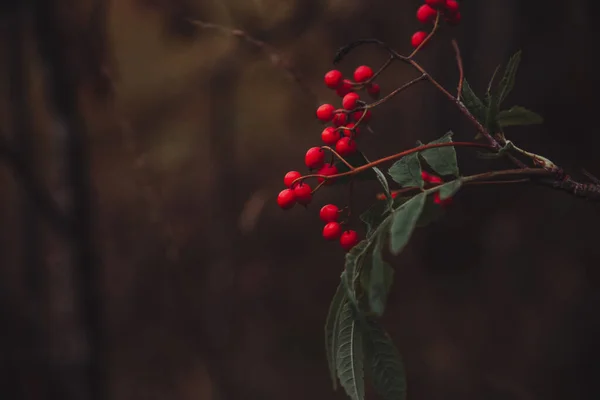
497,50,522,105
420,131,459,177
460,79,487,123
496,106,543,127
364,319,407,400
389,192,426,255
368,232,394,317
485,90,500,133
416,195,445,227
333,152,377,185
373,167,393,211
388,153,423,188
437,179,463,200
485,65,500,100
360,201,389,238
336,301,365,400
325,283,347,390
345,240,369,290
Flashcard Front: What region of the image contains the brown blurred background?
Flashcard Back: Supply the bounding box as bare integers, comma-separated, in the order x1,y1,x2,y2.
0,0,599,399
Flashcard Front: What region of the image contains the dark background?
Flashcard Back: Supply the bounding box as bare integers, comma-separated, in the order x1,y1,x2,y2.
0,0,599,399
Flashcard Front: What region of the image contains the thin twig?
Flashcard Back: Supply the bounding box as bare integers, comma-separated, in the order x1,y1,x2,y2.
451,39,464,100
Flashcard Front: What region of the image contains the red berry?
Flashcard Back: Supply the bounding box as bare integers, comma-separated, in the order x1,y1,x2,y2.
421,170,432,182
317,163,338,185
305,147,326,169
411,31,428,48
429,175,443,184
353,65,374,83
434,192,453,207
426,0,445,8
352,109,372,123
324,70,343,89
293,182,312,205
445,0,459,13
323,222,343,241
336,79,354,97
320,204,340,222
321,127,341,146
342,92,360,110
343,122,360,137
284,171,302,188
335,137,358,156
332,112,348,127
366,83,380,99
446,11,461,25
416,4,437,24
316,104,335,122
340,230,360,251
277,189,296,209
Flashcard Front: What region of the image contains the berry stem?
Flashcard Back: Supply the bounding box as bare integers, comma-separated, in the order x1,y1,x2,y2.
320,146,356,170
407,11,441,58
451,39,464,100
366,73,427,109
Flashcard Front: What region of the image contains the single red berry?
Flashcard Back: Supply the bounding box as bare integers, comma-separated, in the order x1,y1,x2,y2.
340,230,360,251
336,79,354,97
324,70,343,89
434,192,453,207
366,83,380,99
425,0,445,8
342,92,360,110
320,204,340,222
332,112,348,127
321,127,341,146
316,104,336,122
353,65,374,83
421,170,432,182
335,137,358,156
305,147,326,169
343,122,360,137
277,188,296,209
317,163,338,185
284,171,302,188
293,182,312,205
446,11,461,25
429,175,443,184
416,4,437,24
352,109,372,123
411,31,428,48
323,222,343,241
445,0,459,13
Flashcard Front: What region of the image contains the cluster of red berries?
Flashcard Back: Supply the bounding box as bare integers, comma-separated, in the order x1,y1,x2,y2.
276,66,382,251
411,0,461,48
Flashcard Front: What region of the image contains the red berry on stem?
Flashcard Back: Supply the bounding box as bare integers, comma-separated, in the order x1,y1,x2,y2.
434,192,453,207
320,204,340,222
340,230,360,251
336,79,354,97
429,175,443,184
321,127,341,146
316,104,335,122
426,0,445,8
323,222,343,241
305,147,325,169
343,122,360,137
277,189,296,209
317,163,338,185
284,171,302,188
445,0,459,13
353,65,374,83
342,92,360,110
293,182,312,205
416,4,437,24
324,70,343,89
411,31,428,48
366,83,380,99
335,137,357,156
352,109,372,123
332,112,348,127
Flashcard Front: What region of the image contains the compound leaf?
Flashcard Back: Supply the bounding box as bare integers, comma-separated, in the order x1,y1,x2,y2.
336,301,365,400
420,131,459,177
389,192,426,255
368,232,394,317
437,179,463,200
325,282,347,390
388,153,423,188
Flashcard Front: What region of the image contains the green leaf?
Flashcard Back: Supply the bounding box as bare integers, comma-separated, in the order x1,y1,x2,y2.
416,195,445,227
325,283,347,390
388,153,423,188
485,65,501,100
485,90,500,133
496,106,543,127
373,167,393,211
345,240,369,290
460,79,487,123
420,131,459,177
497,50,522,105
333,152,377,185
389,192,426,255
336,301,365,400
364,319,407,400
437,179,463,200
360,201,388,238
368,232,394,317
